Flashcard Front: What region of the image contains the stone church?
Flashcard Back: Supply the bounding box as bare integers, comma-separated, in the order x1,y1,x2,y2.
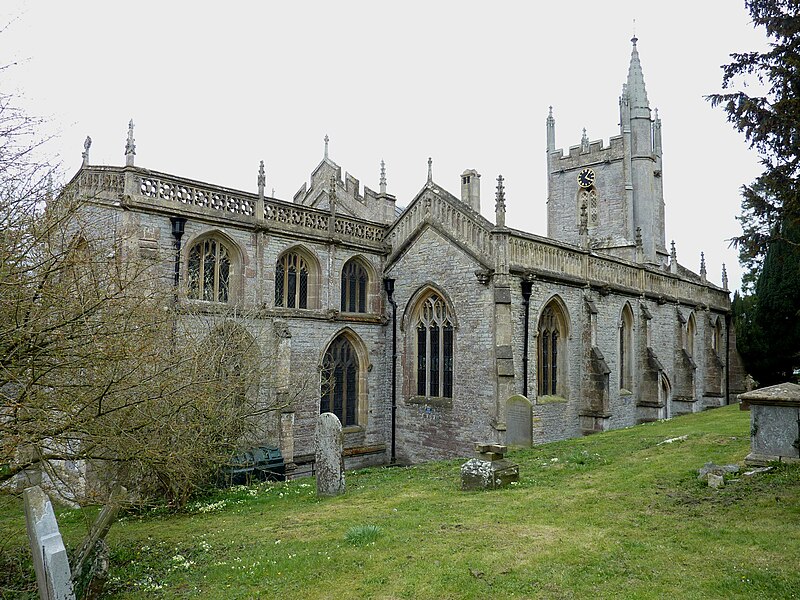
64,38,744,473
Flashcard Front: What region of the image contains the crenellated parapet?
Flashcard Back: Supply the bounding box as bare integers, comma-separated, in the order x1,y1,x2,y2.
548,135,625,171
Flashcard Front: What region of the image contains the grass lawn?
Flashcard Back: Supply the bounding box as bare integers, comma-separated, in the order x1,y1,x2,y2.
2,404,799,599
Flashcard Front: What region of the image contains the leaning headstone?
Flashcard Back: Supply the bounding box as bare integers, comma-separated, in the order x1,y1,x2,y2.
506,395,533,447
461,444,519,491
23,485,75,600
740,382,800,465
315,412,345,497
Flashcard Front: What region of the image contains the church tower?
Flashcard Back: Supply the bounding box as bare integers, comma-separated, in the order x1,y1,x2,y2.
546,37,667,265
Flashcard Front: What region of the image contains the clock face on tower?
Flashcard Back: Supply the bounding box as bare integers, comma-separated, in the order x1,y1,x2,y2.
577,168,596,188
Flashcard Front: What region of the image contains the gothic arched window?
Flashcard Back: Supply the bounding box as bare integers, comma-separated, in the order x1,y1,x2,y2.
415,293,454,398
712,318,722,355
188,237,233,303
341,258,368,313
686,313,696,357
320,335,359,426
275,251,311,309
619,304,635,391
538,300,569,397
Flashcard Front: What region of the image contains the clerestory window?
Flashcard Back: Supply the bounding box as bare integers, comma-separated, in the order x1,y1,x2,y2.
188,237,232,303
275,251,309,309
341,259,368,313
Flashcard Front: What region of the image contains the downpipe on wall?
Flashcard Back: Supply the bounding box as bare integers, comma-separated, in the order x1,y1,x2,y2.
169,217,187,342
521,279,533,398
384,278,398,464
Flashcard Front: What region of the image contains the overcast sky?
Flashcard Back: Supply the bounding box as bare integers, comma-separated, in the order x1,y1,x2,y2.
2,1,768,292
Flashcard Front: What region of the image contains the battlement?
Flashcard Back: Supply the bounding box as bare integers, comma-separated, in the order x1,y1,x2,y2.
548,134,625,170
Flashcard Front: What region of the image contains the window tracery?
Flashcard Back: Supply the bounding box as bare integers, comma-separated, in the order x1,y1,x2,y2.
415,293,454,398
275,251,309,309
320,335,359,426
187,237,232,302
538,301,568,397
341,259,368,313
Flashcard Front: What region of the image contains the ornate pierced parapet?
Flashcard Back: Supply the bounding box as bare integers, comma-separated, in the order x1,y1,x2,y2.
67,166,389,250
508,230,729,311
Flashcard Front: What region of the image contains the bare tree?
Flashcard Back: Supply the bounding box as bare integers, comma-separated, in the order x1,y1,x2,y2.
0,91,293,509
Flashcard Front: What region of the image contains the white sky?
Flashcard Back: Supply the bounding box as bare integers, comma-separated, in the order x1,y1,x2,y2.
2,1,768,293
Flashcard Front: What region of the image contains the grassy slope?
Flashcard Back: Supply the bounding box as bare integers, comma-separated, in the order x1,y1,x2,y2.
1,405,798,599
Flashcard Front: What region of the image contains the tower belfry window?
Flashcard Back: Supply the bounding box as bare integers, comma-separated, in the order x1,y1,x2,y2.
578,188,599,228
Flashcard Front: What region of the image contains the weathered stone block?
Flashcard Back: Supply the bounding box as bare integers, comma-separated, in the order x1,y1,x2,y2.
460,458,519,491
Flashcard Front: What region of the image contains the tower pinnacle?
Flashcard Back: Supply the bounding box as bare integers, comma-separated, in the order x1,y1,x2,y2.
125,120,136,167
626,36,649,109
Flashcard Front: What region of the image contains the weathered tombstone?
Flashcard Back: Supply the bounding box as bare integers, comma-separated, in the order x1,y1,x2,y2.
461,444,519,491
740,382,800,465
23,485,75,600
315,412,345,496
506,395,533,447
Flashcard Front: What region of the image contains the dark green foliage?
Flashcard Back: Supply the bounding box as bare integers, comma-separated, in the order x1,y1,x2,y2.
709,1,800,382
731,220,800,384
707,0,800,263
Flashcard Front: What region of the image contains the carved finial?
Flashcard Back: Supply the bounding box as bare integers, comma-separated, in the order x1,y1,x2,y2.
427,157,433,183
581,128,589,153
81,136,91,167
379,159,387,194
721,263,729,290
324,134,329,159
635,227,643,247
700,252,707,280
495,175,506,228
329,172,337,205
669,240,678,274
670,240,677,259
271,187,275,197
125,119,136,166
632,18,636,41
258,160,266,197
546,106,556,152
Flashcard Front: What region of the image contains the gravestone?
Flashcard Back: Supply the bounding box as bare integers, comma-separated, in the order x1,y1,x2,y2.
315,412,345,496
23,485,75,600
740,382,800,465
461,444,519,491
506,395,532,447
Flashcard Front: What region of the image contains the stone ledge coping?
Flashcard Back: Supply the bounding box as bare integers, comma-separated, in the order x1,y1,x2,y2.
739,382,800,406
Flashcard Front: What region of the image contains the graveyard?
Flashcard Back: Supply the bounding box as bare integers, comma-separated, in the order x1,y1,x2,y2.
2,404,799,599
